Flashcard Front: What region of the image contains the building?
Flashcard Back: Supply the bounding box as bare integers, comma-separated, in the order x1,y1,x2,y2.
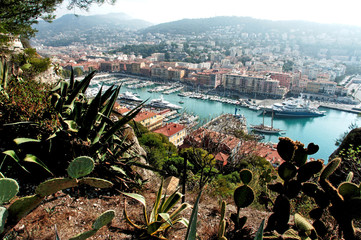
151,66,169,79
306,80,337,95
153,123,186,147
168,68,185,81
134,111,163,131
195,72,221,88
270,72,292,90
100,62,120,72
223,73,286,98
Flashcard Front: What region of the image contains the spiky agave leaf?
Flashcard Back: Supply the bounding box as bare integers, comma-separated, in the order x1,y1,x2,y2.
122,192,148,225
185,190,202,240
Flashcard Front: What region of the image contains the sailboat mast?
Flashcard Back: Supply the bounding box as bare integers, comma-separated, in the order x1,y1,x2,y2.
271,110,274,128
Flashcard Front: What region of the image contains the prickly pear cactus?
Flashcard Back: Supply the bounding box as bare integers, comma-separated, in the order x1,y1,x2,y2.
35,178,78,197
232,169,255,232
265,137,322,237
240,169,253,185
78,177,113,188
0,207,8,234
0,178,19,205
69,210,115,240
234,185,254,209
67,156,94,179
92,210,115,230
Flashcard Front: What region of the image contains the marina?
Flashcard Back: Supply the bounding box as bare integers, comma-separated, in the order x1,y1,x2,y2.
87,76,361,161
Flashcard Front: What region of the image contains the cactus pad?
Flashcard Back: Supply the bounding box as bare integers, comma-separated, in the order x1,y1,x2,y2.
302,182,318,197
0,178,19,205
294,213,314,233
285,180,301,199
297,160,323,182
67,156,94,178
35,178,78,197
78,177,113,188
293,144,308,167
69,229,97,240
345,197,361,219
267,182,284,194
309,207,323,220
306,143,319,155
338,182,359,200
234,185,254,209
92,210,115,230
0,206,8,234
239,169,253,185
278,162,297,181
319,158,341,181
273,195,290,227
277,137,296,161
7,195,43,224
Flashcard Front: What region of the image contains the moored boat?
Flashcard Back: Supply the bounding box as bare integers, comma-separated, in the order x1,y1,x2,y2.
272,95,325,117
148,95,182,110
118,91,143,102
250,111,284,134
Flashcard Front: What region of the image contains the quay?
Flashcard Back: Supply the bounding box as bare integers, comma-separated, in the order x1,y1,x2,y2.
320,103,361,114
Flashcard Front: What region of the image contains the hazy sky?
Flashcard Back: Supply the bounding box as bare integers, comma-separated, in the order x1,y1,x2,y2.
55,0,361,26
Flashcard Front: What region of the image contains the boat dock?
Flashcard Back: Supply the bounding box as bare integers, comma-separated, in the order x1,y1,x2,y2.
320,103,361,114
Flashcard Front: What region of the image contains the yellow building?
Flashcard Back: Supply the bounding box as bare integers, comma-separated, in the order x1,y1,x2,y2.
153,123,186,147
134,111,163,131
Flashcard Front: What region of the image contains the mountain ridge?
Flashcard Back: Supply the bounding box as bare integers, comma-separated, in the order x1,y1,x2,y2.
35,12,154,34
142,16,361,35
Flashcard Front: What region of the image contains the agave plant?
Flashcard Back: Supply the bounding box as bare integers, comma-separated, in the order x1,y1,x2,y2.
122,179,190,239
9,70,145,188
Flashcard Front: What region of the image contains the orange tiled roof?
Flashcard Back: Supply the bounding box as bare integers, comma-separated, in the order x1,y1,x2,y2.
153,123,185,137
215,152,229,166
134,111,156,122
114,103,131,115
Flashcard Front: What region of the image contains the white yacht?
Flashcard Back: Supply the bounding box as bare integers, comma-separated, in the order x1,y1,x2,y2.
272,95,325,117
118,91,143,102
148,96,182,110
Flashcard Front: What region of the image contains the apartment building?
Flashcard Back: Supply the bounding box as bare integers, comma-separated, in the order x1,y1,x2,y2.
306,80,337,95
151,66,169,79
100,62,120,72
168,68,185,81
134,111,164,131
270,72,292,90
223,73,285,98
195,72,220,88
153,123,186,147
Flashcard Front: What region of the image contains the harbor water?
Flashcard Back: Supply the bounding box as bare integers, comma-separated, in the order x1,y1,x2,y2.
91,77,361,161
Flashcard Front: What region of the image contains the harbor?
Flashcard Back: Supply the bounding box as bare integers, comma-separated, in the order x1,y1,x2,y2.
87,75,361,161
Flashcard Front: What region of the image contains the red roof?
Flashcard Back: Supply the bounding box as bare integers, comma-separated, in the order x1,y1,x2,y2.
153,123,185,137
114,103,131,115
134,111,156,122
215,152,229,166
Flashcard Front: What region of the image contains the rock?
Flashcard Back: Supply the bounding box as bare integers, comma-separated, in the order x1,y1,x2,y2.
329,127,361,184
122,124,159,187
164,176,180,194
329,127,361,159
